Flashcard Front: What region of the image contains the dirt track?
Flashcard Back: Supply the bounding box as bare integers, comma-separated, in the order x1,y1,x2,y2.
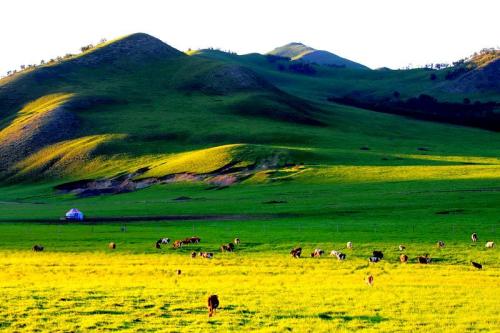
0,213,291,224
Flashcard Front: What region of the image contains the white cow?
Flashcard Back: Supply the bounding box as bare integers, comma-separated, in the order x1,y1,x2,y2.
346,242,353,249
485,241,495,248
330,250,346,261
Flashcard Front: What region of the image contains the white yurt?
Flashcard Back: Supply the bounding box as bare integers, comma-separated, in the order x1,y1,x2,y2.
65,208,84,221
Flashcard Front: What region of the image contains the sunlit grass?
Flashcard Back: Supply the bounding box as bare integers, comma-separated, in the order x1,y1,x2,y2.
0,251,497,332
14,135,124,178
293,165,500,183
0,93,73,142
394,154,500,165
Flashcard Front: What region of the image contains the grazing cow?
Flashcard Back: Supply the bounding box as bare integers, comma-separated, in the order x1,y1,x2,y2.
155,240,162,249
437,241,445,248
191,251,197,258
108,242,116,250
173,240,183,249
337,252,346,260
220,243,235,252
189,236,201,244
471,261,482,269
234,238,240,245
207,295,219,317
160,238,170,244
290,247,302,258
330,250,346,261
471,233,478,243
346,242,353,249
181,239,191,245
417,254,431,264
372,251,384,259
311,249,324,257
398,245,406,251
366,275,374,287
199,252,214,259
400,254,408,263
32,245,44,252
485,241,495,248
369,256,381,263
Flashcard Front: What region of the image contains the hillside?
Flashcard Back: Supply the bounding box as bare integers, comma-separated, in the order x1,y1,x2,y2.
268,42,369,69
445,58,500,93
0,33,499,195
0,33,329,184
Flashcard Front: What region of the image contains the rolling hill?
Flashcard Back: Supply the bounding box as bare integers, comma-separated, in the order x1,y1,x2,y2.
268,42,369,69
0,33,499,195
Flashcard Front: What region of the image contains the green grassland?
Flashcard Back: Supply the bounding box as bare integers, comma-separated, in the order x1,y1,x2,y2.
0,177,499,332
0,33,499,331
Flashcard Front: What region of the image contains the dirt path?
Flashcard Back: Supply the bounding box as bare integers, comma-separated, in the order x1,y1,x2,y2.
0,213,292,224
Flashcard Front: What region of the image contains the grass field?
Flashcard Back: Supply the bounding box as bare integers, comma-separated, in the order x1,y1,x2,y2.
1,250,498,332
0,177,498,332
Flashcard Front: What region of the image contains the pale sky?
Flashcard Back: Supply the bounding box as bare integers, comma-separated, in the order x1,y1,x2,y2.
1,0,499,75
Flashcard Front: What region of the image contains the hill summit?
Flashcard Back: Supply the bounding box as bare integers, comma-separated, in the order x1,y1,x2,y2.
67,32,184,67
268,42,368,69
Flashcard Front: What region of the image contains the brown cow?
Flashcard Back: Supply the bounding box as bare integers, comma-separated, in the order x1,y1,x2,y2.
172,240,183,249
290,247,302,258
189,236,201,244
108,242,116,250
417,254,431,264
366,275,374,287
32,245,44,252
220,243,235,252
400,254,408,263
311,249,324,257
207,295,219,317
191,251,197,258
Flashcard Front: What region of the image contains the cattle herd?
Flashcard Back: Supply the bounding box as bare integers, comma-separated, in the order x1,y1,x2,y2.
289,235,495,270
30,232,495,317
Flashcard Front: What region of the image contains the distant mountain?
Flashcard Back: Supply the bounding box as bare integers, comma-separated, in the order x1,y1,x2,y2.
268,42,369,69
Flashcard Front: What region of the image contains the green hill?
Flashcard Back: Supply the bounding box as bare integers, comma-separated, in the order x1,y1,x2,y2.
0,33,499,195
268,42,369,69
